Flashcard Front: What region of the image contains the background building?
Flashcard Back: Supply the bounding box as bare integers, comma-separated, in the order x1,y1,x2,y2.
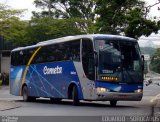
0,36,15,74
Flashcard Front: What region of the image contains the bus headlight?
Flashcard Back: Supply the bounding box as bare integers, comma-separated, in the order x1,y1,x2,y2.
134,89,143,93
96,87,109,93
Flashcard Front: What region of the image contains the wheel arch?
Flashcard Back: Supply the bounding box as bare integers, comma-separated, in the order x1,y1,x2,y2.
68,82,78,99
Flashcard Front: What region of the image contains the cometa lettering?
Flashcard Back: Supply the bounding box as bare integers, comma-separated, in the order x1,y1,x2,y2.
43,66,62,75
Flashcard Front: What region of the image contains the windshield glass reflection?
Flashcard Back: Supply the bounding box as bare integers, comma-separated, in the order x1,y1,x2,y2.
96,39,143,83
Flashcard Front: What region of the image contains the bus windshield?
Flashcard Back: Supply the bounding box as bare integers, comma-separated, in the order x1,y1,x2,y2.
95,39,143,83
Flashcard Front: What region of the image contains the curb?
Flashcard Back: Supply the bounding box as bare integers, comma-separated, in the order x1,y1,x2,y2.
0,100,21,111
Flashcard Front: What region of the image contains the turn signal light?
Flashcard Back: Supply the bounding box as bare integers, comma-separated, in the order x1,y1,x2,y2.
96,87,110,93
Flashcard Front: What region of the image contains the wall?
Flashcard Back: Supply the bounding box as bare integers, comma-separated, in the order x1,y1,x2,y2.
1,56,10,74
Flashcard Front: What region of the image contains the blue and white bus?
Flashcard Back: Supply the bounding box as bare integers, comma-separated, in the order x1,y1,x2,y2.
10,34,144,106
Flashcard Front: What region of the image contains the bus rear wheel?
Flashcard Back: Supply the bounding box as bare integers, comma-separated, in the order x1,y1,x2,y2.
22,86,36,102
110,100,117,107
72,86,79,106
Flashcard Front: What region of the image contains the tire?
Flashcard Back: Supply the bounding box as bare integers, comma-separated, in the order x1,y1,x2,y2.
72,86,79,106
50,98,62,103
110,100,117,107
30,97,36,102
22,86,36,102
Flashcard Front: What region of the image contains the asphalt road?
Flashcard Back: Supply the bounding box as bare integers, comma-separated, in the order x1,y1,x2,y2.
0,83,160,117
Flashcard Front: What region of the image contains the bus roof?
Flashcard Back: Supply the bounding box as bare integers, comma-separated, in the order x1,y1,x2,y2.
12,34,136,52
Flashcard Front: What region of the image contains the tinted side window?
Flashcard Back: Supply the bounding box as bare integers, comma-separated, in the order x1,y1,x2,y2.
11,51,25,66
11,52,18,66
11,48,36,66
11,39,81,66
26,48,37,64
33,40,80,64
65,40,80,61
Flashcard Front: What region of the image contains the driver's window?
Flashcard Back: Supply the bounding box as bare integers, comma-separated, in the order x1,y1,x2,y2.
82,39,95,80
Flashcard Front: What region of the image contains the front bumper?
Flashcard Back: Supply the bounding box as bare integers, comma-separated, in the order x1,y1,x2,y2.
96,92,143,101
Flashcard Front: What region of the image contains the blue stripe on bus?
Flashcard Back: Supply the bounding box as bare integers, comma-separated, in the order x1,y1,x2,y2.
10,61,84,99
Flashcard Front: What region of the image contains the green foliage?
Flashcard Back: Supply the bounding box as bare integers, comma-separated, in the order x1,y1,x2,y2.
33,0,95,19
26,17,84,44
33,0,160,38
1,18,29,46
95,0,159,39
0,3,28,46
0,3,86,46
33,0,96,33
1,1,160,46
150,48,160,73
0,3,24,20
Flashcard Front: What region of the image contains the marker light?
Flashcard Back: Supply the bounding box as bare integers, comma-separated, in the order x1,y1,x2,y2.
101,76,118,81
134,89,143,93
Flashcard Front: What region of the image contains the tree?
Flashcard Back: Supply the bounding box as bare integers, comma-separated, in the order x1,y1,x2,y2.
3,18,29,46
0,3,23,20
0,3,28,46
33,0,96,33
144,0,160,19
26,17,84,44
95,0,160,39
150,48,160,73
33,0,95,19
33,0,160,38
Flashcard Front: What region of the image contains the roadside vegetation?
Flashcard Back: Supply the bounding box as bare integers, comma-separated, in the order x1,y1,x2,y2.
0,0,160,74
0,0,159,46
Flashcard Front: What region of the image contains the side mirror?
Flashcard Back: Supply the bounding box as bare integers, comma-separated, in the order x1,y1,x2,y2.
141,55,144,71
94,51,98,66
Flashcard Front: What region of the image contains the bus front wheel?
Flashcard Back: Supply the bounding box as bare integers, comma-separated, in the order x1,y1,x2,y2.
110,100,117,107
72,86,79,106
22,86,36,102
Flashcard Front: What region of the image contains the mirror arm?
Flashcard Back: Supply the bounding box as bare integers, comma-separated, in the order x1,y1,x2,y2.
94,50,98,66
141,55,144,71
